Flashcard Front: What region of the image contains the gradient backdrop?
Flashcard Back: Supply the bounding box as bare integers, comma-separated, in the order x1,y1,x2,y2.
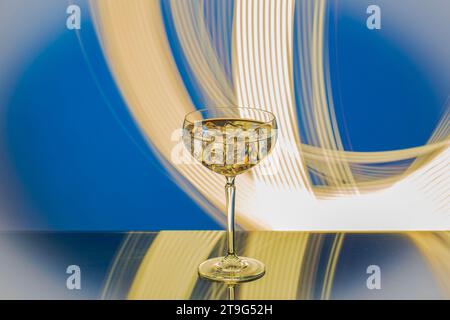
0,0,449,231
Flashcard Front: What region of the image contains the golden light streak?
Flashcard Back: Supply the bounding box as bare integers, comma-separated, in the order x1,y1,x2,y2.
128,231,223,299
320,233,344,300
239,232,309,299
408,232,450,296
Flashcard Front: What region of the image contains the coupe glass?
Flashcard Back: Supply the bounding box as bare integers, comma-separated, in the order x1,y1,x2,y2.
182,107,278,282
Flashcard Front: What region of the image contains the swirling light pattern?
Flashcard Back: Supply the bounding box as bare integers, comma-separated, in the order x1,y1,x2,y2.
89,1,449,298
89,0,449,230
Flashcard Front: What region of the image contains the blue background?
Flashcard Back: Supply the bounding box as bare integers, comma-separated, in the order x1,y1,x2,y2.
1,0,448,230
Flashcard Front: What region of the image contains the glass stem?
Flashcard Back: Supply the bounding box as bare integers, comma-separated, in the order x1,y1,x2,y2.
228,285,235,300
225,176,236,257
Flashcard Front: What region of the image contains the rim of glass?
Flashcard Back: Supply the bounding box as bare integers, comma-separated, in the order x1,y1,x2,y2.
183,107,277,125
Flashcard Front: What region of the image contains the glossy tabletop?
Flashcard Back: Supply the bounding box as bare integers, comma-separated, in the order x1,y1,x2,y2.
0,231,448,299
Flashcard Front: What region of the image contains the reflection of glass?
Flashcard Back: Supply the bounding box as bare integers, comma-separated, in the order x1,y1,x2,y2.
183,107,277,283
227,285,235,300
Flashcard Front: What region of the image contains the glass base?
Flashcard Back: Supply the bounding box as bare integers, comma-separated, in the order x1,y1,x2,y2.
198,254,265,283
